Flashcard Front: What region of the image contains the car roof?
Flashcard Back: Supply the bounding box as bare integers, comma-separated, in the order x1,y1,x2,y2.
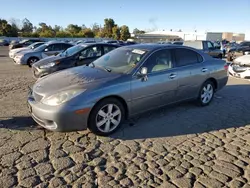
122,43,173,51
78,42,120,47
46,41,72,45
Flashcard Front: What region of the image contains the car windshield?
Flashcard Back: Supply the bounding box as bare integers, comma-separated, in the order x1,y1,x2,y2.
33,44,47,51
60,45,86,57
93,47,148,74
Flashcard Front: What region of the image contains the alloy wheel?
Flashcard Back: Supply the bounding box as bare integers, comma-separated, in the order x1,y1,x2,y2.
201,83,214,104
95,104,122,133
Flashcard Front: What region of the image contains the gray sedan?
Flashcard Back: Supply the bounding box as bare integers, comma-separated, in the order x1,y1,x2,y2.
13,41,73,67
28,44,228,135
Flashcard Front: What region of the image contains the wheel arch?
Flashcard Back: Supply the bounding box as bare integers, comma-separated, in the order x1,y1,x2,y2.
205,77,218,90
89,95,129,120
27,56,40,64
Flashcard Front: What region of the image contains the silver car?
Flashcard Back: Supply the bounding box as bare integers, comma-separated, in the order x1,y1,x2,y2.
28,44,228,135
13,41,73,67
9,42,45,59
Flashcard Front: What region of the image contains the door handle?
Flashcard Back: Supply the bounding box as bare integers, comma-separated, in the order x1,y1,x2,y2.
201,68,208,72
169,73,177,79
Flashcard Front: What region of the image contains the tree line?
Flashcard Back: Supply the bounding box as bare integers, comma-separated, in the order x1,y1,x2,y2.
0,18,146,41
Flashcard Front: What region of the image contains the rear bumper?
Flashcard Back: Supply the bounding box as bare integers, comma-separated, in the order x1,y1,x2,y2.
217,76,228,91
27,89,93,132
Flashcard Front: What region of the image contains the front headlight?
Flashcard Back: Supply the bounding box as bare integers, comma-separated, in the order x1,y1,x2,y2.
16,54,24,59
39,62,56,69
41,89,85,106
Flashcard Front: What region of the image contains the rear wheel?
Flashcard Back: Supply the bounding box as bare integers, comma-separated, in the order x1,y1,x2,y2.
197,80,215,106
27,57,39,67
88,98,125,136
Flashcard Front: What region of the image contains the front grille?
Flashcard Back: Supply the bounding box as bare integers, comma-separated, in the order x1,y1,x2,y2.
33,92,44,102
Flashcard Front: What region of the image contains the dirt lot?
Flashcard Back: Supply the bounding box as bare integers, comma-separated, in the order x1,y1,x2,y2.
1,46,250,188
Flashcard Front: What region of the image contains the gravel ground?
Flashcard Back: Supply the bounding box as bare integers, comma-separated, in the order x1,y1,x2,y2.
1,46,250,188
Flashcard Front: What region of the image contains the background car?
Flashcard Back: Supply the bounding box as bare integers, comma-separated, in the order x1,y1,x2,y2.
28,44,228,135
9,42,45,59
13,41,73,67
184,40,223,59
0,39,9,46
9,39,44,50
32,43,120,78
228,54,250,78
227,41,250,61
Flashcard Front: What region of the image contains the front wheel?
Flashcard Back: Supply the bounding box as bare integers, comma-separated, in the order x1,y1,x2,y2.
27,57,39,67
197,80,215,106
88,98,125,136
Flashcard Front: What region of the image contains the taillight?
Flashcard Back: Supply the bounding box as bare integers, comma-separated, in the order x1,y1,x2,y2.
224,64,229,70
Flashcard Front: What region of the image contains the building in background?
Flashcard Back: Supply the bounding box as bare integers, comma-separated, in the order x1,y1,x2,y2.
132,30,245,43
206,32,245,42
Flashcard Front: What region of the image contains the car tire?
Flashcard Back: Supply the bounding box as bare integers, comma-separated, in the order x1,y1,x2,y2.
218,54,223,59
88,98,125,136
27,57,39,67
197,80,215,106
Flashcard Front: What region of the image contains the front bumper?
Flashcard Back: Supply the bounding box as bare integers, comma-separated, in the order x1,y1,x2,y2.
228,64,250,79
32,66,61,79
27,88,93,131
13,56,26,65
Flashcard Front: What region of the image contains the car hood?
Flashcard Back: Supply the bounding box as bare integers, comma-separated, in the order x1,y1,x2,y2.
234,55,250,65
33,55,65,67
33,66,120,96
18,49,34,55
10,47,29,53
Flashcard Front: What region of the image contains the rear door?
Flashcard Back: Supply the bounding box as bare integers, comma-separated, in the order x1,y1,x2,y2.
173,48,208,101
77,45,102,65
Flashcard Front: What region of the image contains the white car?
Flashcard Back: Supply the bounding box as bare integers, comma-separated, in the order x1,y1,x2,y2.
228,55,250,79
9,42,45,59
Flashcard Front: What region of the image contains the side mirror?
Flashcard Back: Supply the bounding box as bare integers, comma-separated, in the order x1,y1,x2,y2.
79,56,85,60
140,67,148,75
137,67,148,81
44,48,48,52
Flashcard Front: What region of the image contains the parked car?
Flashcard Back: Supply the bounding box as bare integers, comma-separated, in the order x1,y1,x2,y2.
213,41,227,57
32,43,120,78
9,39,43,50
27,44,228,135
13,42,73,67
9,42,45,59
172,41,183,45
227,41,250,61
0,39,9,46
228,54,250,78
184,40,223,59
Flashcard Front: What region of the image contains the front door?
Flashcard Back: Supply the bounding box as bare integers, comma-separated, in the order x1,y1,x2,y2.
131,49,178,114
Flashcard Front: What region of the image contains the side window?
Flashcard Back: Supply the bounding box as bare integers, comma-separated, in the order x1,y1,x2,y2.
143,49,173,73
175,48,202,67
24,41,33,45
53,44,63,51
103,45,117,54
63,44,72,50
80,46,102,58
45,44,54,51
207,42,214,49
203,41,208,50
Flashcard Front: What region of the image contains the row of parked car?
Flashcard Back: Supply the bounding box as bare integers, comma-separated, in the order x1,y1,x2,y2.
5,38,229,135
